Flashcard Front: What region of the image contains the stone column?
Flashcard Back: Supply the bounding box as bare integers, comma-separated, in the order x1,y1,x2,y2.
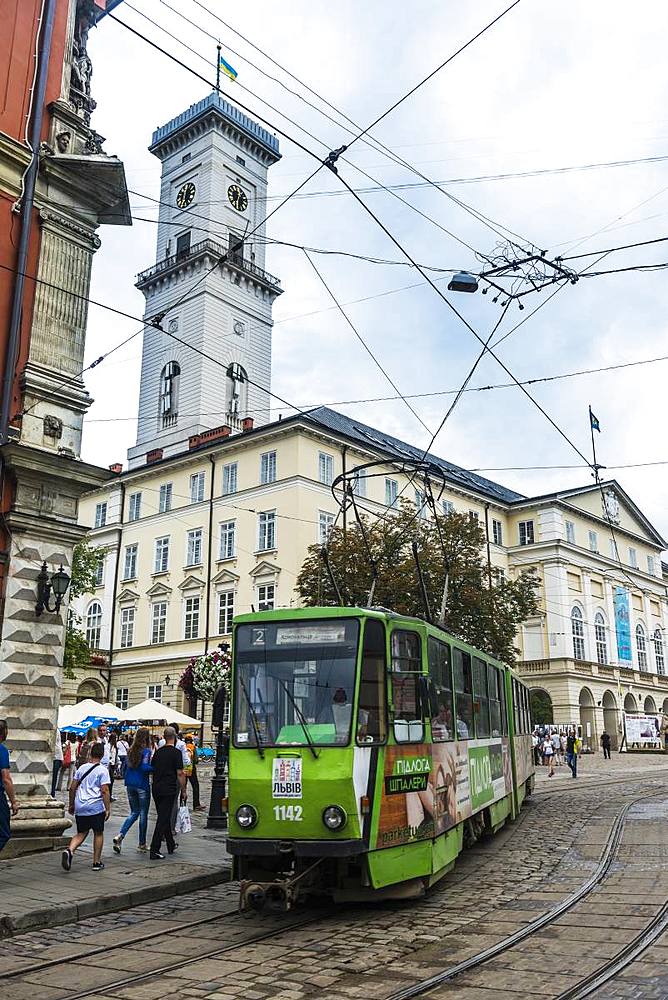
0,444,111,853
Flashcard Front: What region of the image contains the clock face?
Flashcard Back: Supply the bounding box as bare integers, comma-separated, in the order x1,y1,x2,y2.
176,181,196,209
228,183,248,212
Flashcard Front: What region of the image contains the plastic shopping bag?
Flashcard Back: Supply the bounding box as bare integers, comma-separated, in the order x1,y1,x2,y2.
175,804,192,834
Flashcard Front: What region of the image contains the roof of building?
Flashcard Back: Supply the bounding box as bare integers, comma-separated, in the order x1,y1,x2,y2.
302,407,526,504
149,91,280,157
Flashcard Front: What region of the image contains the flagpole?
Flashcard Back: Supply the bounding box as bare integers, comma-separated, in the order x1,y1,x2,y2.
588,404,601,484
216,43,221,92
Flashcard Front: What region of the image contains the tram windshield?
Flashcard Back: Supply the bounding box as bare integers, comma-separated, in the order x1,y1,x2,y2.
233,618,360,748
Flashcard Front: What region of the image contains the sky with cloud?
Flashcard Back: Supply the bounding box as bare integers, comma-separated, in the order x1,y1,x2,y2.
82,0,668,541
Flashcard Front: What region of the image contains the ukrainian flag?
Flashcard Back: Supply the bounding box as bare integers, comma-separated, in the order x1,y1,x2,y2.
220,55,238,82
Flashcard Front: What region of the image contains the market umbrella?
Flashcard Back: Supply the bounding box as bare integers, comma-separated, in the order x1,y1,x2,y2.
116,698,201,726
57,699,107,729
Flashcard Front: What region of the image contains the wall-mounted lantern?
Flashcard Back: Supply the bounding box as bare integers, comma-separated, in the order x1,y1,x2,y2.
35,562,70,616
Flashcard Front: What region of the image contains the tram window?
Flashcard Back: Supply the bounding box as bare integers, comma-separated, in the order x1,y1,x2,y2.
391,630,421,671
472,657,490,739
453,648,473,739
428,637,454,742
357,619,387,744
512,679,520,734
487,664,503,737
391,672,424,743
499,671,507,735
522,685,530,734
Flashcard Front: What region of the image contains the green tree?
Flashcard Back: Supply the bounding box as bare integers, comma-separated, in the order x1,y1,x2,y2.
295,502,538,664
63,538,106,679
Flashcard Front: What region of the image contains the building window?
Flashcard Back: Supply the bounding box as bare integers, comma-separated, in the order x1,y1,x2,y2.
629,547,638,568
588,530,598,553
571,606,585,660
94,558,104,587
442,500,455,516
147,683,162,702
175,231,191,257
493,567,506,584
122,544,138,581
319,511,335,544
258,511,276,551
648,555,656,576
565,520,575,544
128,492,142,522
319,452,333,486
654,629,665,675
492,519,503,546
636,623,648,670
186,528,203,566
594,612,607,665
351,469,367,497
159,482,173,513
518,520,534,546
257,583,275,611
222,462,238,495
159,362,180,427
151,602,167,644
120,607,135,648
385,478,398,507
94,502,107,528
154,536,169,573
184,596,200,640
85,601,102,649
260,451,277,485
219,520,236,559
190,471,205,503
225,362,247,416
469,510,479,522
218,590,235,634
415,490,427,519
115,687,129,711
609,538,617,559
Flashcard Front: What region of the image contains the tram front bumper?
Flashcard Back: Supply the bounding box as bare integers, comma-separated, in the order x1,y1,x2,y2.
227,837,365,858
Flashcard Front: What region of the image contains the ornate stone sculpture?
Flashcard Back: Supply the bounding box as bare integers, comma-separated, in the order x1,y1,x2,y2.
602,488,621,525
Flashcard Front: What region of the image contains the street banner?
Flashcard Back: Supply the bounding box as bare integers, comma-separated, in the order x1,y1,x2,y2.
614,587,633,662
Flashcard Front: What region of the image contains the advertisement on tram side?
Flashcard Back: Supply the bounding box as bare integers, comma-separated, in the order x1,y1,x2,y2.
375,738,512,848
513,733,535,786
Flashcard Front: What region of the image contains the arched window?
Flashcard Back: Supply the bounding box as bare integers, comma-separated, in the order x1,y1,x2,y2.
226,362,247,417
86,601,103,650
571,606,585,660
654,628,665,676
160,362,180,427
636,623,647,671
594,612,607,665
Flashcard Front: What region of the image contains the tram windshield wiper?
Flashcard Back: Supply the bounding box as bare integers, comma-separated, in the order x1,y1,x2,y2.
278,679,319,758
239,675,265,758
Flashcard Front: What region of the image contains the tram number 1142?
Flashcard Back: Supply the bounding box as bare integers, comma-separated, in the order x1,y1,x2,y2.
273,805,303,821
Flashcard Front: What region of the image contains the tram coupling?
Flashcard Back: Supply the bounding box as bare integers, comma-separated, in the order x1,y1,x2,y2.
240,878,295,913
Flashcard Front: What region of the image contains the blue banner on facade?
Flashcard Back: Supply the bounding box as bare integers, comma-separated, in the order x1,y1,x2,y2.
614,586,633,662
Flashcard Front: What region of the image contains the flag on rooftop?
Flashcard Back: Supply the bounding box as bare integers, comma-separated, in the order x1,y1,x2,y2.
220,55,238,82
589,408,601,433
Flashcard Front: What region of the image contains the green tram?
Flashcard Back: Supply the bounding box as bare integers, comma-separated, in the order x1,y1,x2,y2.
225,606,535,910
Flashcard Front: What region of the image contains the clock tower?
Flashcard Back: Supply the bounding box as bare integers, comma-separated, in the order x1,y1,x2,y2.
128,91,282,468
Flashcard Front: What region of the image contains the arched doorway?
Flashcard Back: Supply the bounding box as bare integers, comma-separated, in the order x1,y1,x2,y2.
662,697,668,717
624,693,638,713
76,680,104,702
579,687,596,748
644,696,657,714
530,688,553,726
602,690,619,750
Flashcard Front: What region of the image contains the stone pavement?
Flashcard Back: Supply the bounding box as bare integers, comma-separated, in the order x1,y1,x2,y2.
533,746,668,789
0,767,232,937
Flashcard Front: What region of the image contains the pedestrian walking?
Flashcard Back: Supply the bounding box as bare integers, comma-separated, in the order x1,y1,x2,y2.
51,732,64,797
76,726,97,767
62,742,110,872
184,733,204,812
600,730,612,760
566,729,579,778
57,734,75,791
108,733,119,801
116,733,129,778
543,737,555,777
113,727,152,854
159,722,191,833
550,729,561,765
0,719,19,854
149,727,186,860
532,731,541,766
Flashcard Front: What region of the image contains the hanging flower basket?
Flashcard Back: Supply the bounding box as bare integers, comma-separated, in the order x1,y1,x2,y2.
182,650,231,703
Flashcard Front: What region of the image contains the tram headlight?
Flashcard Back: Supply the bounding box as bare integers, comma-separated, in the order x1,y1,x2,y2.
236,804,258,829
322,805,347,831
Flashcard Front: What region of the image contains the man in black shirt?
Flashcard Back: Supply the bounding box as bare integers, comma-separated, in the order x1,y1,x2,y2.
149,727,186,859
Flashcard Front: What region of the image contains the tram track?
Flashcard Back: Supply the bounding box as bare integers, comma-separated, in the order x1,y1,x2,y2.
383,788,668,1000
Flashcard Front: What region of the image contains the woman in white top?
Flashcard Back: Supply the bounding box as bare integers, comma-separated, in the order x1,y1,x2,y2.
543,737,555,777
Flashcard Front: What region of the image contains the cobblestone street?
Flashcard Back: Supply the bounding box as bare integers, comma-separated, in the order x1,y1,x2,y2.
2,754,668,999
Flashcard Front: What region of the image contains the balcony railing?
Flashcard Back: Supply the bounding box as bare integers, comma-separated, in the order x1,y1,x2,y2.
136,238,281,291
